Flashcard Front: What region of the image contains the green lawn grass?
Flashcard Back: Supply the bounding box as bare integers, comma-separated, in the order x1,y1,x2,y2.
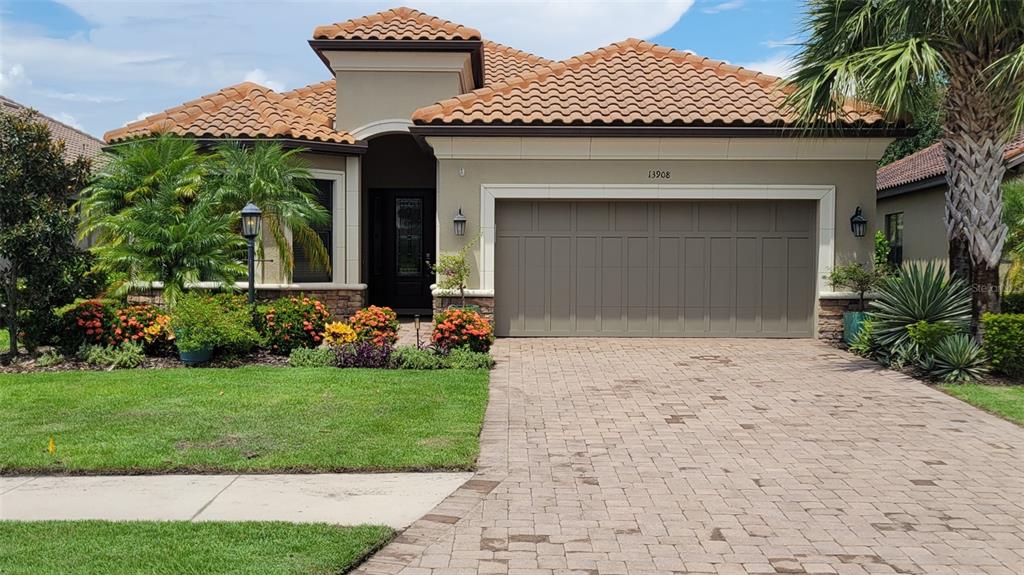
940,383,1024,425
0,521,392,575
0,367,488,473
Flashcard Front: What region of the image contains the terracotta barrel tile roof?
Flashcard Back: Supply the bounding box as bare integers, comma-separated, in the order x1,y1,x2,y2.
413,38,886,128
313,7,480,41
482,41,553,86
104,82,355,145
877,130,1024,191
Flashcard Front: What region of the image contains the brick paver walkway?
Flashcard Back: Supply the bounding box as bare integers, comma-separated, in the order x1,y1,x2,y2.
356,339,1024,575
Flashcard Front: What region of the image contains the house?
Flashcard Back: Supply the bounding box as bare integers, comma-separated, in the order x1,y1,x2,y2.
105,7,904,340
1,95,105,164
876,131,1024,268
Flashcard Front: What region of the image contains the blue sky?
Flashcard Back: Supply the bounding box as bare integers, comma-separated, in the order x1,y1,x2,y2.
0,0,805,138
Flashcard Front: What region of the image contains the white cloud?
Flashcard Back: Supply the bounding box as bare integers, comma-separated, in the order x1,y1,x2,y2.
243,69,284,92
738,53,796,78
0,63,30,91
54,112,84,131
135,112,154,121
702,0,743,14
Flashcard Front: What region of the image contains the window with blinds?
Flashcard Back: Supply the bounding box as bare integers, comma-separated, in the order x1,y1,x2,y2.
292,179,333,283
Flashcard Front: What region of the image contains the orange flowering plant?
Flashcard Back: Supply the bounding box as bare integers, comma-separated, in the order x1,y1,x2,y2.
349,305,400,346
57,299,112,351
109,304,174,355
432,307,494,353
259,295,333,354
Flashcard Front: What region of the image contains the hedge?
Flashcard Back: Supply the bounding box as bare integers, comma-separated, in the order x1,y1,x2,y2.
981,313,1024,378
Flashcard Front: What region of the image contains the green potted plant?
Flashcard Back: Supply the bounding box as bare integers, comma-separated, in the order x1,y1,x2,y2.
169,293,219,365
825,262,882,344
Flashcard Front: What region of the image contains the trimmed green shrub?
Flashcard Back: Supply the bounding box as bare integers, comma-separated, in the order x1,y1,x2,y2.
1003,293,1024,314
171,293,261,357
981,313,1024,377
391,346,446,370
259,295,333,354
78,342,145,369
906,320,962,366
287,347,335,368
930,334,988,383
869,262,971,363
444,348,495,370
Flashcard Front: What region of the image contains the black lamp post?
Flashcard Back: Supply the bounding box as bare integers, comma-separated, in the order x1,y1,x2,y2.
240,202,262,304
453,207,467,237
850,206,868,238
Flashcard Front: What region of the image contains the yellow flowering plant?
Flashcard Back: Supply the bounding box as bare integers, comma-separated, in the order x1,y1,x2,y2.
322,322,357,346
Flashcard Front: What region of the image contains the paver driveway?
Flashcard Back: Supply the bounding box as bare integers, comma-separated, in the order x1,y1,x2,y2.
357,339,1024,575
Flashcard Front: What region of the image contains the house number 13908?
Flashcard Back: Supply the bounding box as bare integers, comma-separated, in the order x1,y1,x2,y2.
648,170,671,179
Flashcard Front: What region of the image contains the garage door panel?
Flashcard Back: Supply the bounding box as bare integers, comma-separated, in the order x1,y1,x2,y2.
538,202,572,231
495,199,814,337
660,203,694,231
577,202,610,231
495,237,521,335
550,237,573,331
496,202,533,231
737,203,771,232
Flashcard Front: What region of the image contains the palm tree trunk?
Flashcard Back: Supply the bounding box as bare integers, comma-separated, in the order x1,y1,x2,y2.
943,51,1011,331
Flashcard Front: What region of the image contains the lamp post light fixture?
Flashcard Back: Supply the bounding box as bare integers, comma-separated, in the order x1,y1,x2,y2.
850,206,868,238
453,207,467,237
240,202,263,305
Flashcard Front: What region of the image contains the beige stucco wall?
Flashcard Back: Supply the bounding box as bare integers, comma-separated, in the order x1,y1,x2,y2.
434,157,880,290
335,71,463,133
876,185,948,268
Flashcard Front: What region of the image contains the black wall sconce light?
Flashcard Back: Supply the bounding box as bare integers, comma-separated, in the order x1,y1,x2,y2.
453,207,467,236
850,206,868,238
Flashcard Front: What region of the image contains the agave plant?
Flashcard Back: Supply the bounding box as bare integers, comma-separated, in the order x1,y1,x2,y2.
869,262,972,357
930,334,988,383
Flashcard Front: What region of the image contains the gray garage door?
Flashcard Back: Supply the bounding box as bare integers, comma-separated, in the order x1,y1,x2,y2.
494,200,815,337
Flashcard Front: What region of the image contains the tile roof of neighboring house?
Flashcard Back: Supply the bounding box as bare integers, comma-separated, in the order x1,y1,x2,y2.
104,82,356,145
1,95,104,162
313,6,480,41
482,41,553,86
877,130,1024,191
413,38,887,128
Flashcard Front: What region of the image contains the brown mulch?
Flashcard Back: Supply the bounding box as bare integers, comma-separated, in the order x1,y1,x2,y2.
0,349,289,374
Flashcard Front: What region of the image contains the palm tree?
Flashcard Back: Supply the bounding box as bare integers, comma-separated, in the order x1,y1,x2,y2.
79,135,332,301
210,142,330,281
786,0,1024,325
89,160,245,306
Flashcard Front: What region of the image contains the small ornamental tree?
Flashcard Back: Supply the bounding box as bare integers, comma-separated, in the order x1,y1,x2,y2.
0,107,95,354
826,262,884,311
432,239,474,308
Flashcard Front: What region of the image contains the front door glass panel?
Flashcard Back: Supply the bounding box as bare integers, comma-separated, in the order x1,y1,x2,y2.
396,198,423,277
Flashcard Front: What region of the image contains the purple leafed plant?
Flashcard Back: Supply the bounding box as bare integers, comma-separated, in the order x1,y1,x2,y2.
335,341,393,368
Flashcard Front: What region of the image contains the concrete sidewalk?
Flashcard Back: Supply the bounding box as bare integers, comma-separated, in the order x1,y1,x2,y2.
0,472,471,528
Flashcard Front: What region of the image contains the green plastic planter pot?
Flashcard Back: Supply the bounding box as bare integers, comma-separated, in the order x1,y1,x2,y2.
843,311,867,345
179,346,213,366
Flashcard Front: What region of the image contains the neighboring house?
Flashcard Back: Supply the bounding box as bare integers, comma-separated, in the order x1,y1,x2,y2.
105,7,903,339
876,131,1024,269
1,95,105,164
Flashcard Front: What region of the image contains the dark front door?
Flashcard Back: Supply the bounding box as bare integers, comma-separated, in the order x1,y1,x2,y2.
368,189,436,314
